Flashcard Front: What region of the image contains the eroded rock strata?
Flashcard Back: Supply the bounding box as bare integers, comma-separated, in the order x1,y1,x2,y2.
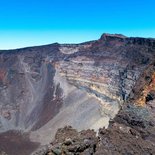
0,33,155,154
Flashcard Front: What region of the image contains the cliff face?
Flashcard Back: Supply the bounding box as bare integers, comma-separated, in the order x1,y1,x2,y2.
0,34,155,154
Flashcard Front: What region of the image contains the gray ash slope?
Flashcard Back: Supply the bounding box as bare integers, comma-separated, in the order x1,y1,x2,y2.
0,33,155,154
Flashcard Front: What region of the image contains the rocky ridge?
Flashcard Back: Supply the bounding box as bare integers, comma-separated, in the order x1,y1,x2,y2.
33,104,155,155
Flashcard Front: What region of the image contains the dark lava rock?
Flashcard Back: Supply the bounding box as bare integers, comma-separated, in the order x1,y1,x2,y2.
44,103,155,155
44,122,155,155
46,126,97,155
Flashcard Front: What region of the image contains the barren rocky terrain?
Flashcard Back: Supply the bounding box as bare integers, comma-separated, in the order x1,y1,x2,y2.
0,33,155,155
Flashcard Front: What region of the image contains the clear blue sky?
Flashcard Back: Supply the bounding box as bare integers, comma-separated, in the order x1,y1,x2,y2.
0,0,155,49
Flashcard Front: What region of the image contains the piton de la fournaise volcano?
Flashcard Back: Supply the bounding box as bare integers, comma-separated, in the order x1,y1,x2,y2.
0,33,155,155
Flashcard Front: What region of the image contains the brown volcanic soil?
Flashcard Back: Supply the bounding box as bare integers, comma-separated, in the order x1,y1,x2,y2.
0,131,39,155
